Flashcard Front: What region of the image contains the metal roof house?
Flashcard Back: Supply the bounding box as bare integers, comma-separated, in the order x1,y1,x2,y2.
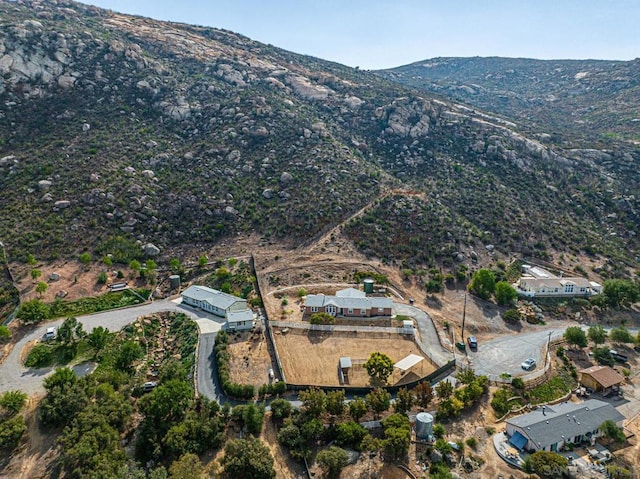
515,266,602,298
506,399,625,453
181,285,248,318
304,288,393,318
226,309,255,331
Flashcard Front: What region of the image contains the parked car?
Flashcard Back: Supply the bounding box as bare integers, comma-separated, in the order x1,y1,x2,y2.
521,358,536,371
43,327,56,341
142,381,158,392
467,336,478,350
609,350,629,363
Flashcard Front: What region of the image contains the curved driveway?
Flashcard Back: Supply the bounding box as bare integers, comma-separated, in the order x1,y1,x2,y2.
0,299,225,395
393,303,453,366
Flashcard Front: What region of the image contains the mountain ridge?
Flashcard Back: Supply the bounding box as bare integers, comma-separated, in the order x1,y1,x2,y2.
0,0,638,280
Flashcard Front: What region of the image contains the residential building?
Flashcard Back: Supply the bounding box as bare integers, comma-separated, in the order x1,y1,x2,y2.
579,365,625,393
226,309,255,331
181,285,248,317
303,288,393,318
515,265,602,298
506,399,625,453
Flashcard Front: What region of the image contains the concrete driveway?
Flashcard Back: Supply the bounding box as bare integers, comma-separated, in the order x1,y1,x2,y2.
393,303,454,366
465,328,566,379
0,299,225,395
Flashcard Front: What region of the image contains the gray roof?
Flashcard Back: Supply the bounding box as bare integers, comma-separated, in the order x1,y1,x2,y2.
226,309,254,324
305,294,393,311
339,357,352,368
335,288,366,298
182,285,246,310
507,399,625,448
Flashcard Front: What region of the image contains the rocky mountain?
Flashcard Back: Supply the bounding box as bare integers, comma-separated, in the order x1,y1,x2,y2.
0,1,639,278
378,57,640,145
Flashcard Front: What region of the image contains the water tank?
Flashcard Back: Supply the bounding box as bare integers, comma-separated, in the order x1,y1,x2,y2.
169,274,181,290
363,278,375,294
415,412,434,440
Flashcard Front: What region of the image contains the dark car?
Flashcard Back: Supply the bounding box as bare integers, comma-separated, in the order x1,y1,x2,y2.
467,336,478,350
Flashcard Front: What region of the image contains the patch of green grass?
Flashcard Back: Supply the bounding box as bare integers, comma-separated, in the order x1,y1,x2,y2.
46,289,150,319
525,375,575,404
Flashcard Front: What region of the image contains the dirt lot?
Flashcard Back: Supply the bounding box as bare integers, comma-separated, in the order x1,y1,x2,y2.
273,328,435,387
226,329,275,386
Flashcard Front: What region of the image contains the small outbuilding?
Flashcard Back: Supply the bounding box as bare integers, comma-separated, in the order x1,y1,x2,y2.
578,365,625,393
226,309,254,331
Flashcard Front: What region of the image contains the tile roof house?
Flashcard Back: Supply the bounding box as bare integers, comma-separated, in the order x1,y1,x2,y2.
515,266,602,298
304,288,393,318
506,399,625,453
579,365,625,393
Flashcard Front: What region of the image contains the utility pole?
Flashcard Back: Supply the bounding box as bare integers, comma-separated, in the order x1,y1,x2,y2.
461,293,467,343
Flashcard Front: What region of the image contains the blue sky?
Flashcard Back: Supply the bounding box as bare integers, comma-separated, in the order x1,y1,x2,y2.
78,1,639,69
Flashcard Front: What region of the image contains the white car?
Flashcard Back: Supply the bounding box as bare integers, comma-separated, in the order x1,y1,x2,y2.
43,327,56,341
521,358,536,371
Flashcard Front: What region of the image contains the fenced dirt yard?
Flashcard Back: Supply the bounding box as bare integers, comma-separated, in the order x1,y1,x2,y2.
273,328,436,387
226,329,276,386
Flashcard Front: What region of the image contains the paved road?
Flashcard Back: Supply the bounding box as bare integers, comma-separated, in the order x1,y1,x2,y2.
465,328,566,379
0,299,225,395
393,303,454,366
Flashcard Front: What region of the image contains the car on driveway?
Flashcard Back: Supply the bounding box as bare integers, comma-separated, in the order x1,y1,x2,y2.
43,327,56,341
467,336,478,350
521,358,536,371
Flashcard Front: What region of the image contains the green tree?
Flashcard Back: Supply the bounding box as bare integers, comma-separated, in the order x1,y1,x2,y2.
600,420,626,443
27,254,36,265
57,316,85,345
527,451,568,478
102,255,113,266
0,325,10,342
197,255,208,268
114,340,144,372
35,281,48,297
365,388,390,418
435,380,454,399
335,421,368,450
394,387,415,414
364,352,394,383
494,281,517,305
270,398,293,422
79,252,92,264
588,325,607,345
609,326,634,344
169,258,183,275
348,397,367,421
502,308,522,322
316,446,348,478
17,299,50,324
87,326,112,357
0,415,26,451
97,271,108,284
602,279,640,308
414,381,434,408
564,326,588,348
325,389,345,417
593,346,615,366
0,390,28,416
469,269,496,300
221,437,276,479
168,453,203,479
299,387,326,418
606,465,633,479
309,312,335,325
30,269,42,281
40,368,88,427
381,413,410,460
129,259,142,272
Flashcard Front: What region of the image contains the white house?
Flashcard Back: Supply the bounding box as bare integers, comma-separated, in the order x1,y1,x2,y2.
226,309,254,331
515,266,602,298
181,285,248,317
505,399,624,453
